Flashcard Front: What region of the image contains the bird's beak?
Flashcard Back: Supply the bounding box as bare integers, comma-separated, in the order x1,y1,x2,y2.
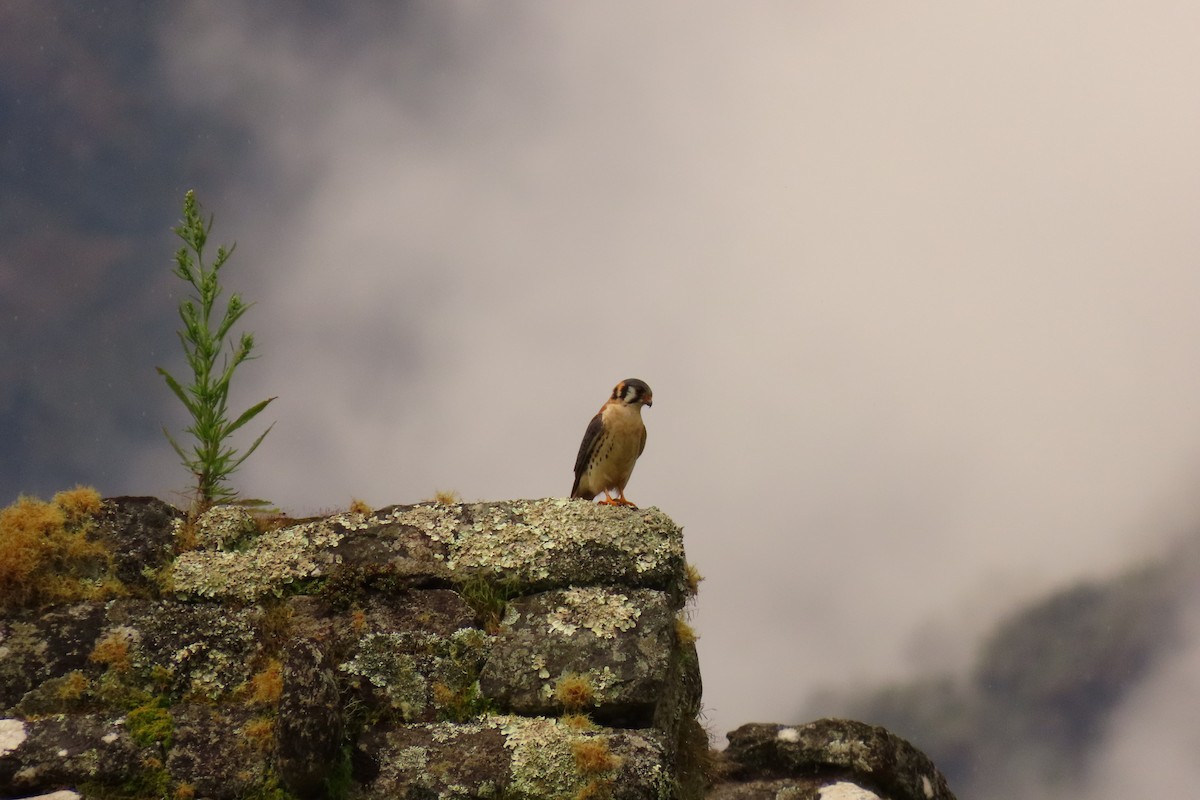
644,397,653,407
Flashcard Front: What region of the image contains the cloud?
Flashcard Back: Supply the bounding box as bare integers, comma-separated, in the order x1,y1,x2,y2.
1081,592,1200,798
149,0,1200,758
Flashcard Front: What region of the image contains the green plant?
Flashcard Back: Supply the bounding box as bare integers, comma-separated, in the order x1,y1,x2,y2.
458,573,521,634
158,189,275,507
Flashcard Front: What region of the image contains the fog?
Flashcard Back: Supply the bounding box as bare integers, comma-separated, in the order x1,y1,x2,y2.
126,1,1200,787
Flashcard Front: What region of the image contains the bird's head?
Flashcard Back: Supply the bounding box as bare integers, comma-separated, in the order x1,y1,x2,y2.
613,378,653,408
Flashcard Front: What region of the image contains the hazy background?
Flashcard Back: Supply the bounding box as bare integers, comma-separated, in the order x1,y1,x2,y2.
5,3,1200,796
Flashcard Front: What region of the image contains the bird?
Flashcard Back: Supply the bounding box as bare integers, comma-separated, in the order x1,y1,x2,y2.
571,378,653,508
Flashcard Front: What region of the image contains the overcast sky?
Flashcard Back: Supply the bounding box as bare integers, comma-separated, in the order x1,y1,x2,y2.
9,3,1200,794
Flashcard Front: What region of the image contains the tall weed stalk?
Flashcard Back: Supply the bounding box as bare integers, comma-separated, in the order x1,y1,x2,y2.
157,190,275,507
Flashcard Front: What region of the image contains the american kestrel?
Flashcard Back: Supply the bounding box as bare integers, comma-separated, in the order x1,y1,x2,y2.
571,378,654,508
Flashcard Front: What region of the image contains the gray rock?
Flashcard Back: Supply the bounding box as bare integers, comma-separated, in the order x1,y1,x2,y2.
718,719,956,800
1,604,106,712
93,496,182,594
354,716,671,800
276,638,344,798
0,497,962,799
478,587,677,725
0,714,144,796
167,704,269,800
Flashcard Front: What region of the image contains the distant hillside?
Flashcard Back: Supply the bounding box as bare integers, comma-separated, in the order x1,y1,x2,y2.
804,541,1192,799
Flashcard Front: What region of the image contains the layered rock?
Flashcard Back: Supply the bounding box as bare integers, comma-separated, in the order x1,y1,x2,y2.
1,495,958,800
0,497,700,799
710,719,957,800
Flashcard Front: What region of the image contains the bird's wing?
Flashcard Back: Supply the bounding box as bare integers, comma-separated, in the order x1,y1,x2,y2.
638,423,647,456
571,412,605,496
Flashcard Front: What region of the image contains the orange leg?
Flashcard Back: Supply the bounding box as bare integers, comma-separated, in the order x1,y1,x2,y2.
597,490,637,509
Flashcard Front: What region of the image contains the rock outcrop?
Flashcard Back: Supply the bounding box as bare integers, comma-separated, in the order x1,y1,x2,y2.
710,719,957,800
0,495,956,800
1,497,701,799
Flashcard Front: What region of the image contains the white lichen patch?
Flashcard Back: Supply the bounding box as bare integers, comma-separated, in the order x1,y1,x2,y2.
192,505,257,550
822,737,875,774
922,774,934,798
381,503,461,539
338,633,428,719
428,720,485,743
546,588,642,638
531,654,550,680
170,514,352,600
819,781,883,800
0,718,27,756
170,499,683,600
776,726,801,742
492,716,582,797
386,499,683,586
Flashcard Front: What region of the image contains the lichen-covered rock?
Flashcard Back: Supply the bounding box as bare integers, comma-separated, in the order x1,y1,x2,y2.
166,704,271,800
170,512,356,601
353,721,511,798
337,624,491,725
276,638,343,798
434,500,686,594
479,587,679,726
93,497,182,594
3,497,907,799
707,777,883,799
353,716,672,800
169,499,687,603
717,719,957,800
0,714,146,795
189,505,258,551
102,599,262,701
1,604,107,712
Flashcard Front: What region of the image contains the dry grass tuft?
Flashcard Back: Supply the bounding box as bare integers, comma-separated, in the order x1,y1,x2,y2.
348,497,372,515
248,659,283,706
53,485,104,524
560,713,597,732
242,717,275,753
56,671,91,703
674,616,698,646
90,631,133,673
572,737,619,775
555,673,596,713
0,490,112,610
